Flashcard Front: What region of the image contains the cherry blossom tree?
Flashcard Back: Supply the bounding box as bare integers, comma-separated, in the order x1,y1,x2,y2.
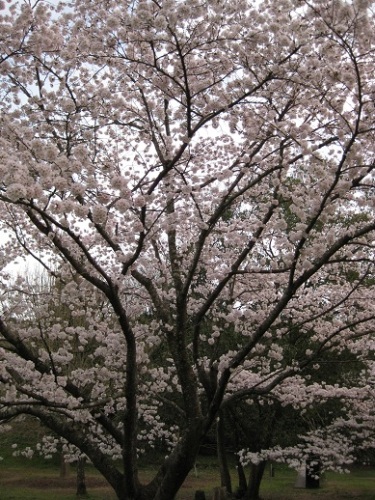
1,0,375,499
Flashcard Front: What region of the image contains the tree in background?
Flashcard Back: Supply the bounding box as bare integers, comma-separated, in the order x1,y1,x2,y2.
1,1,375,499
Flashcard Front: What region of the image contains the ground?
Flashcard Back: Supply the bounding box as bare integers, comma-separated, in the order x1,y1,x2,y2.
0,461,375,499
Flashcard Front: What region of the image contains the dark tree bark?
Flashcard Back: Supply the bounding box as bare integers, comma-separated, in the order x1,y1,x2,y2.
243,462,267,500
151,420,204,500
235,457,248,497
217,411,232,495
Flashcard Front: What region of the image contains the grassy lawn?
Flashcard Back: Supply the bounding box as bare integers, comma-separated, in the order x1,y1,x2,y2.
0,458,374,499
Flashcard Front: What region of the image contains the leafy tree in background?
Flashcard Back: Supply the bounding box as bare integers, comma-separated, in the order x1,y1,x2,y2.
1,1,375,499
220,349,369,499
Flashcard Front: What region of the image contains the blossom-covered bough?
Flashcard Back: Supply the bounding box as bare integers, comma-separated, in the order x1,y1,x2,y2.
0,0,375,499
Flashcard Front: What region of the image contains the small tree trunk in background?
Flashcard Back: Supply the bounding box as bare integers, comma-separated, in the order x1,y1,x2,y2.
76,456,87,496
212,486,228,499
216,412,232,495
60,453,69,478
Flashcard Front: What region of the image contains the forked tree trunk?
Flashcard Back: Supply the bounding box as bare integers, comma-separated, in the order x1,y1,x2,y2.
112,419,204,500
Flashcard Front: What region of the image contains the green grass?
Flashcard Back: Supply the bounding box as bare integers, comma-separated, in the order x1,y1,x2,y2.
0,458,374,499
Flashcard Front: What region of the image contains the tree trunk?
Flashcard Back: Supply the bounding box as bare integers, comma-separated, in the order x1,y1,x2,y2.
76,456,87,496
60,453,69,478
243,461,267,500
235,456,247,498
217,412,232,495
145,419,204,500
213,486,228,499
